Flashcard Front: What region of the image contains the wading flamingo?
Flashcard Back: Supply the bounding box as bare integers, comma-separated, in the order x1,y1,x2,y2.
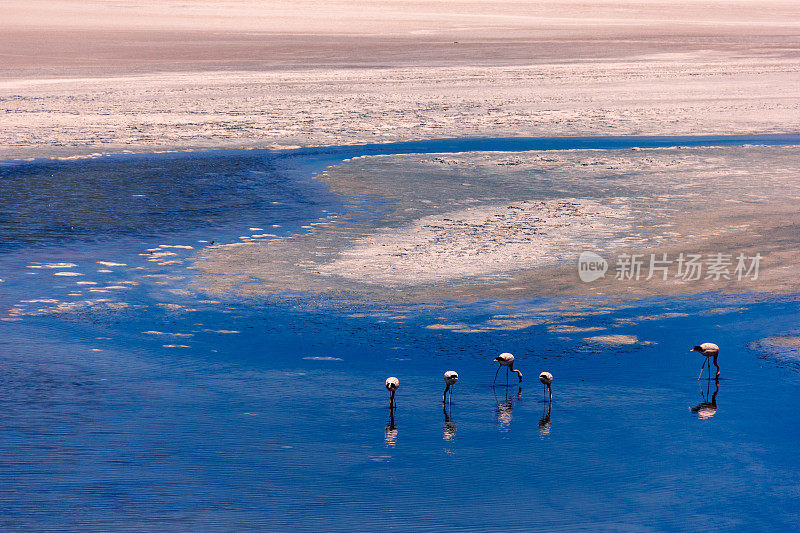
493,352,523,386
443,371,459,404
539,371,553,402
385,377,399,408
691,343,720,379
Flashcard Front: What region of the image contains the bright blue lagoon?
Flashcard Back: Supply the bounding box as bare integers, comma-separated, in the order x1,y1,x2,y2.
1,135,799,530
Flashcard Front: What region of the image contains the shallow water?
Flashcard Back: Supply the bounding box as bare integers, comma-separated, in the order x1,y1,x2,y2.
2,136,800,530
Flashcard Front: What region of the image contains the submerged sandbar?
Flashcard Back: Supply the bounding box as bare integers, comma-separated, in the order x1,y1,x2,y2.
196,144,800,301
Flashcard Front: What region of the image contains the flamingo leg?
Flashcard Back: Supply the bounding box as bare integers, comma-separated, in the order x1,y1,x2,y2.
698,358,707,380
506,366,509,387
493,365,501,386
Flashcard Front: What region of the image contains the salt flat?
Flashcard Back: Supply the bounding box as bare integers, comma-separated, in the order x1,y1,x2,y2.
2,1,799,159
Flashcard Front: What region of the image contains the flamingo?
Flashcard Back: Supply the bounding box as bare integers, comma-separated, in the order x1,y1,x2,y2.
493,352,523,386
691,343,720,379
539,371,553,402
385,377,399,408
443,371,458,404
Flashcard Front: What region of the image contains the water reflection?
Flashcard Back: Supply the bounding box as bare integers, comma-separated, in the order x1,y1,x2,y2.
493,386,522,432
384,406,398,447
442,403,457,441
691,378,719,420
538,399,552,436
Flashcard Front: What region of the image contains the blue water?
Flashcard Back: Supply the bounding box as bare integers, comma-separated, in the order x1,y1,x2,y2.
1,135,799,531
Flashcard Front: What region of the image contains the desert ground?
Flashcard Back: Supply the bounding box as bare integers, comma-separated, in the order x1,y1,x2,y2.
2,1,799,160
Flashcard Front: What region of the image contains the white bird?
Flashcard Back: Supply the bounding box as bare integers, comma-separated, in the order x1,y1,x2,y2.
539,371,553,402
691,342,720,379
385,377,399,407
443,371,459,404
493,352,523,386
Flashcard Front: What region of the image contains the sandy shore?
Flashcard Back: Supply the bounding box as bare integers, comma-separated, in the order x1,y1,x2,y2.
196,145,800,300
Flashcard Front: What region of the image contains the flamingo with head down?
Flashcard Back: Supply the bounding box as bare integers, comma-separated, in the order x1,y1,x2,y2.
493,352,523,386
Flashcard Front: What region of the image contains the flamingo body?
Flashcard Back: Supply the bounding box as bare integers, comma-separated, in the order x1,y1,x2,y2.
385,376,399,407
691,342,720,379
692,342,719,357
539,371,553,401
495,352,515,366
443,371,459,403
493,352,523,385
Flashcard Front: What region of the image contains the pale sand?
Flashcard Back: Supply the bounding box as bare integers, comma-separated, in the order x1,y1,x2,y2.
196,145,800,300
314,198,635,286
2,1,800,159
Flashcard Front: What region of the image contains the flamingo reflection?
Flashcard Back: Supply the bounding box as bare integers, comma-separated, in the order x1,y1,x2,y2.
384,405,398,447
442,403,457,441
691,377,719,420
538,397,552,436
493,386,522,432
